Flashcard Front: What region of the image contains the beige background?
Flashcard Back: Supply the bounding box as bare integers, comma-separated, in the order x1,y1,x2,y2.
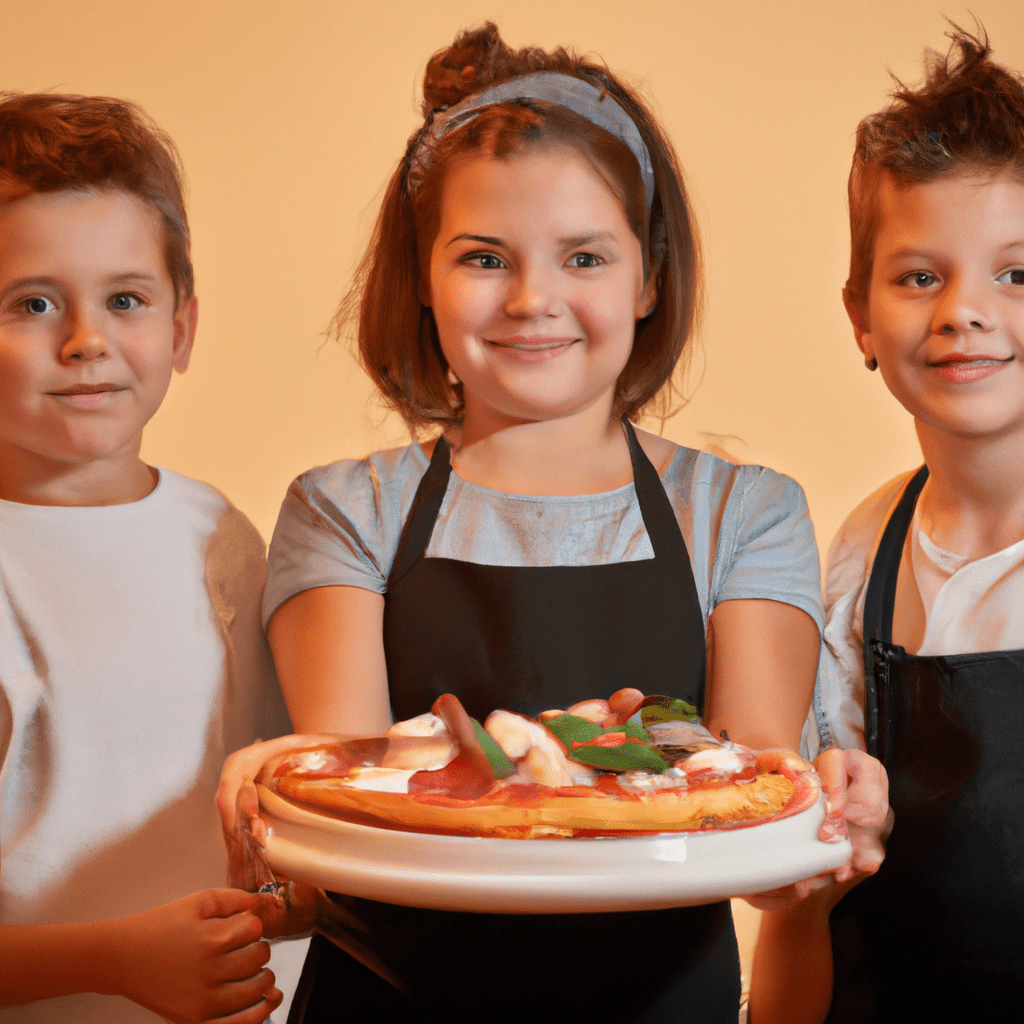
5,0,1021,1005
4,0,1021,550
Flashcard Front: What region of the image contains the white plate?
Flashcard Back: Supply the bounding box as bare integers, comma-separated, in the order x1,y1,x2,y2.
259,785,851,914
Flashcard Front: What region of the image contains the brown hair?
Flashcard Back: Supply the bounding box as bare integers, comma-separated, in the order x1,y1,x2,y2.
846,25,1024,307
0,92,193,305
338,23,702,432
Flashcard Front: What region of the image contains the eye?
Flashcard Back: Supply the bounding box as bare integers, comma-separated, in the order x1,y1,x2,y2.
461,252,505,270
897,271,938,288
23,295,56,314
996,268,1024,286
110,293,142,311
568,252,602,269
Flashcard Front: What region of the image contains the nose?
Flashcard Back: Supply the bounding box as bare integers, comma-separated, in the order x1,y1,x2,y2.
60,322,108,363
503,266,560,319
932,275,994,336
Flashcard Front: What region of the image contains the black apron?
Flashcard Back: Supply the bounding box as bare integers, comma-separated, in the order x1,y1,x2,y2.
289,421,741,1024
826,467,1024,1023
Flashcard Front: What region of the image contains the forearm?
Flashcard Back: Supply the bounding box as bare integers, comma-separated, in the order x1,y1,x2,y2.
748,895,835,1024
0,920,120,1004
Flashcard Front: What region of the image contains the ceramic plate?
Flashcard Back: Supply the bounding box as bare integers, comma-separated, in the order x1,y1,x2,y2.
258,785,851,913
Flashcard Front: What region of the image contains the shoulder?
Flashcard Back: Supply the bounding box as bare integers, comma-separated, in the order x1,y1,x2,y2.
825,470,918,604
658,437,811,525
287,443,429,518
814,469,920,751
154,468,266,559
651,435,822,625
264,443,429,620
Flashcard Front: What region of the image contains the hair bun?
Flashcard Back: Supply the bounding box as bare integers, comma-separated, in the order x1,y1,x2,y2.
421,23,504,112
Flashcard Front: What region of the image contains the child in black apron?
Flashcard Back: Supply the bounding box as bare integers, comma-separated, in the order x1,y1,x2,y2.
752,26,1024,1024
220,23,845,1022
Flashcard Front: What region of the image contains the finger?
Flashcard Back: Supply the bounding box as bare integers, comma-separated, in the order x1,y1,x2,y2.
202,970,280,1024
197,888,269,921
213,937,273,983
814,747,849,842
843,750,890,827
205,987,284,1024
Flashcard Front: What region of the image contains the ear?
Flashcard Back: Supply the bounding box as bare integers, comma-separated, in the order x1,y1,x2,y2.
172,295,198,373
842,286,873,362
635,272,658,320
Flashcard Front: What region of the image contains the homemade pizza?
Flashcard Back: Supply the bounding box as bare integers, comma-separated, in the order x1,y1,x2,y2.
263,689,824,839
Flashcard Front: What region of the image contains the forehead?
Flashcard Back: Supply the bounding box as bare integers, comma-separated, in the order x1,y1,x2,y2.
435,148,632,234
873,169,1024,252
0,188,167,276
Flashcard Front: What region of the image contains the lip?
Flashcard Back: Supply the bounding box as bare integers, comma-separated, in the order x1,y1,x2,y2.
47,383,125,409
486,336,578,363
926,353,1014,384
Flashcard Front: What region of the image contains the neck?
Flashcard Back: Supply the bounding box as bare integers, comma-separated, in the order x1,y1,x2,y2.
449,404,631,495
0,447,158,506
915,421,1024,558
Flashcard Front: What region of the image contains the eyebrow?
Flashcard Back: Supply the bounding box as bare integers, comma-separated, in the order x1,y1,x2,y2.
445,230,617,249
0,272,160,300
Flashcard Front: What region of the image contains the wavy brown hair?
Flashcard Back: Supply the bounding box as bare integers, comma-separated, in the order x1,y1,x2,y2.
0,92,193,305
846,25,1024,308
337,23,702,433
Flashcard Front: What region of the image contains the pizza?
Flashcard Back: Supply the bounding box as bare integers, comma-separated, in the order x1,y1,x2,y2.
263,689,822,839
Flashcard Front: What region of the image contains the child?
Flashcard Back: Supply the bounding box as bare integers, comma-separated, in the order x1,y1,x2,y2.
751,26,1024,1024
0,93,290,1023
222,23,829,1024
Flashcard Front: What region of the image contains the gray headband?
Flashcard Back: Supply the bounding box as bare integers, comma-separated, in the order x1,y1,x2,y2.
409,71,655,211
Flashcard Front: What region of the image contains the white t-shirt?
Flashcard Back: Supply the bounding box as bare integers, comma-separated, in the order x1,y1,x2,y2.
812,471,1024,755
0,470,290,1023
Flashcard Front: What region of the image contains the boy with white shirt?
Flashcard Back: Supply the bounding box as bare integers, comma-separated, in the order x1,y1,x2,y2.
0,93,288,1024
751,26,1024,1024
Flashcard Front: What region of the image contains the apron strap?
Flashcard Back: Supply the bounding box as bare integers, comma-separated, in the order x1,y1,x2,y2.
861,464,928,755
388,436,453,586
389,419,694,579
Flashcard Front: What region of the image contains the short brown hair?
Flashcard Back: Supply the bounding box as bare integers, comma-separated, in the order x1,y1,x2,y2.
846,25,1024,307
337,23,702,432
0,92,193,305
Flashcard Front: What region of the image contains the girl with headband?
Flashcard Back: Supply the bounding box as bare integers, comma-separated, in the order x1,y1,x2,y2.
220,24,871,1022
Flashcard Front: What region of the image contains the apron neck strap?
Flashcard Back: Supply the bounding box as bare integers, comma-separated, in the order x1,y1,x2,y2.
861,464,928,756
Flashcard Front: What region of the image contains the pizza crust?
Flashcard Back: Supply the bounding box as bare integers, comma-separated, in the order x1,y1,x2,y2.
273,766,810,838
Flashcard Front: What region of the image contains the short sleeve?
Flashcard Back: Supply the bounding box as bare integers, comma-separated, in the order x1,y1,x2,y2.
812,472,914,753
262,446,429,626
709,465,824,632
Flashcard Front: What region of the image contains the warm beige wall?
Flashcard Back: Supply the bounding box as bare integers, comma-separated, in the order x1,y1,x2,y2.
7,0,1021,993
5,0,1021,551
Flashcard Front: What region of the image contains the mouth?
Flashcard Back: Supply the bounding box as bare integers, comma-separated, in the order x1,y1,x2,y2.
486,336,578,363
488,336,578,351
49,383,122,396
927,353,1014,383
47,383,125,409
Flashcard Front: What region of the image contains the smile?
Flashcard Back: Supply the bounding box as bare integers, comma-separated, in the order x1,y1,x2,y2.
486,337,578,363
927,354,1014,384
48,383,125,409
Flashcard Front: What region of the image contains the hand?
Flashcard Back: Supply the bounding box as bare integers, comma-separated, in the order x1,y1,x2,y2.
112,889,282,1024
744,747,891,911
217,735,335,938
820,746,891,884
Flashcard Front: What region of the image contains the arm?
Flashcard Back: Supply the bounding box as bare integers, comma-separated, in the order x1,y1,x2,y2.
0,890,282,1022
268,584,391,734
748,748,891,1024
217,585,391,937
703,598,818,751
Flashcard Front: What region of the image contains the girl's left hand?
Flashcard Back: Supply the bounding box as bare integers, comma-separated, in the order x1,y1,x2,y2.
217,735,339,937
744,747,891,910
